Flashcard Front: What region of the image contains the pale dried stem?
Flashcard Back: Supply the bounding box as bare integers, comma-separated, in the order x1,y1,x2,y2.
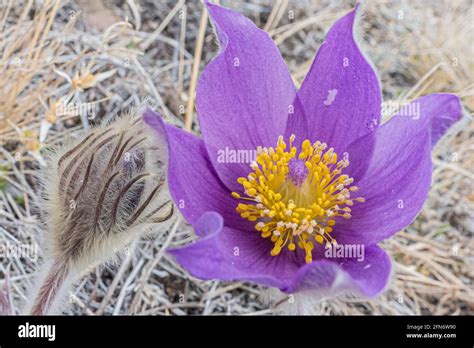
185,4,208,131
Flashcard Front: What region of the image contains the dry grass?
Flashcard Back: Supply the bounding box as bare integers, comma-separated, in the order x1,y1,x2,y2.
0,0,472,315
1,0,70,152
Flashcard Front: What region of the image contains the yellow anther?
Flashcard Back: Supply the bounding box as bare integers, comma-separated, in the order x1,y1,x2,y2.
237,177,246,184
237,204,247,211
271,240,283,256
302,139,311,149
247,188,257,196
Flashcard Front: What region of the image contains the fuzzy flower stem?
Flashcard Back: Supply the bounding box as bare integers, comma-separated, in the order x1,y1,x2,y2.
30,259,68,315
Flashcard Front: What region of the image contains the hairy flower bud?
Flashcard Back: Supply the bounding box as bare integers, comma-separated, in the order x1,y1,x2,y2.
28,108,174,315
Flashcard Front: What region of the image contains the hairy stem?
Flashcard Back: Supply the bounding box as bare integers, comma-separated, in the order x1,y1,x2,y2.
30,259,68,315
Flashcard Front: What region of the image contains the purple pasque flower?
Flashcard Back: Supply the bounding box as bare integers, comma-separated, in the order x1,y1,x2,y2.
144,2,462,297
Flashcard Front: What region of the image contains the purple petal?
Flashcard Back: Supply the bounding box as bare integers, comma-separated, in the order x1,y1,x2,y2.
335,94,462,245
195,211,224,238
397,94,463,148
143,109,246,229
169,222,304,290
170,214,391,297
295,6,381,154
284,96,309,149
196,2,297,191
287,245,391,297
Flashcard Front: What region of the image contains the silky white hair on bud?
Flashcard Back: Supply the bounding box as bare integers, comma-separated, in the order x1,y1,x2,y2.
26,106,174,315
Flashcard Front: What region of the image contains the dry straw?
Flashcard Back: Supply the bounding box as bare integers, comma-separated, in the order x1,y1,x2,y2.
0,0,70,145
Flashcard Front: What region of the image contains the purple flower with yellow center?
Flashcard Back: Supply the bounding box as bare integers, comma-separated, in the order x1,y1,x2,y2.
144,2,462,297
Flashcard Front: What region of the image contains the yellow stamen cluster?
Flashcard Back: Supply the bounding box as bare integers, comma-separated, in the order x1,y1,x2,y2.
231,135,364,264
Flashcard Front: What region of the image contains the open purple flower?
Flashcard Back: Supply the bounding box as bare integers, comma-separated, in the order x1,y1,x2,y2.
144,3,462,297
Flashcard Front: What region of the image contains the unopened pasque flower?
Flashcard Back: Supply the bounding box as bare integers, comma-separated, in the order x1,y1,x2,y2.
29,109,173,315
144,3,462,297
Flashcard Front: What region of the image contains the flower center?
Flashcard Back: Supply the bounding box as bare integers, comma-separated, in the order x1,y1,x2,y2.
287,158,308,186
231,135,365,264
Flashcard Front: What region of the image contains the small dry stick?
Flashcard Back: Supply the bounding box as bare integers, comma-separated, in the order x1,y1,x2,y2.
185,4,208,131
